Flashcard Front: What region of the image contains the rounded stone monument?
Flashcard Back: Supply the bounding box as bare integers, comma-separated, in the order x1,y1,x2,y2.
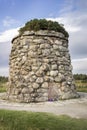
7,20,79,102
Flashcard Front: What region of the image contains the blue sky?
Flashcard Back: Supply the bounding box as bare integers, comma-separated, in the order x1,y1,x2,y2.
0,0,87,76
0,0,64,31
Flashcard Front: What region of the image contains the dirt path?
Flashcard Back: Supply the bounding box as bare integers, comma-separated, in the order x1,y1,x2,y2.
0,92,87,118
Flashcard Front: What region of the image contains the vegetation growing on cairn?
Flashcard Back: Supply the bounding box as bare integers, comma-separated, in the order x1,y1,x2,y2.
19,19,69,37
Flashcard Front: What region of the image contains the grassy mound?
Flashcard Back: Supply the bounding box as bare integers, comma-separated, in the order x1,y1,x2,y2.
19,19,69,37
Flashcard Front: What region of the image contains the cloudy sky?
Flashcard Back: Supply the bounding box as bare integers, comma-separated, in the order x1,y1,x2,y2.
0,0,87,76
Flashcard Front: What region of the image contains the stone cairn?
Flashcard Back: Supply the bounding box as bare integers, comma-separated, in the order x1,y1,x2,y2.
7,30,79,102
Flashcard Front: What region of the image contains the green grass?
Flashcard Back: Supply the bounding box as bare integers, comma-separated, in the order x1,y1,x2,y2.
0,82,7,93
75,80,87,92
0,110,87,130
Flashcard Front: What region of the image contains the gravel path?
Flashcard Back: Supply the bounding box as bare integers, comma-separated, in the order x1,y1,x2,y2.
0,92,87,118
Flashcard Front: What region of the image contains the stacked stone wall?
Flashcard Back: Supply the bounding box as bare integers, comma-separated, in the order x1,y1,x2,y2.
8,30,78,102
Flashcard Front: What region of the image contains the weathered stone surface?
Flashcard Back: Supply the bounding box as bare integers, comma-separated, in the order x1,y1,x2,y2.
42,49,50,56
22,88,29,94
53,44,59,49
60,91,79,100
42,82,49,88
51,64,57,70
36,96,48,102
50,70,58,77
32,83,39,89
36,77,44,84
8,30,78,103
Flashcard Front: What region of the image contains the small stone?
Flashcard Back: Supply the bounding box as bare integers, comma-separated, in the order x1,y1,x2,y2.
50,70,58,77
40,64,49,71
62,82,67,86
22,56,27,61
33,39,44,43
67,81,71,85
28,87,33,93
59,65,64,70
43,93,48,97
61,91,79,99
51,64,57,70
29,71,35,76
56,51,60,56
42,82,48,88
45,44,50,49
32,83,39,89
61,86,65,91
59,46,68,52
53,45,59,49
29,45,38,50
18,94,24,101
17,58,21,62
49,77,54,81
47,71,50,76
29,51,36,57
29,77,36,82
36,77,44,83
55,76,60,82
32,75,37,80
23,45,29,49
37,88,47,93
42,49,50,56
38,50,42,55
43,58,49,63
14,89,21,95
40,44,45,49
22,88,29,94
55,40,62,45
36,70,44,76
32,66,38,71
44,76,50,82
36,96,48,102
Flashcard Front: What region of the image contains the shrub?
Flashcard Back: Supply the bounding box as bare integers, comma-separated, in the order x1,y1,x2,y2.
19,19,69,37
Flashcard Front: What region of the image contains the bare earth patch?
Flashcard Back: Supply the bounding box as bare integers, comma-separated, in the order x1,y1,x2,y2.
0,92,87,119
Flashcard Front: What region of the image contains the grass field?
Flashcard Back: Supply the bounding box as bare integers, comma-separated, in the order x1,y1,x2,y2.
75,80,87,92
0,110,87,130
0,82,7,93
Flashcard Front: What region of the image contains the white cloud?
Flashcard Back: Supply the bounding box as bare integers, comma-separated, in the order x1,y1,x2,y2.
0,28,19,76
0,28,19,42
72,58,87,74
0,67,9,76
47,17,81,33
72,58,87,62
0,42,11,68
3,16,19,27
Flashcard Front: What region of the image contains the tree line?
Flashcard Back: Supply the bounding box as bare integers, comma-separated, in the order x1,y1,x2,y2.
73,74,87,81
0,76,8,83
